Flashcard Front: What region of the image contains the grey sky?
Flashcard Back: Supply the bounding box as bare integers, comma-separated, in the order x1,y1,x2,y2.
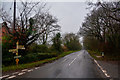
47,2,89,34
0,2,90,34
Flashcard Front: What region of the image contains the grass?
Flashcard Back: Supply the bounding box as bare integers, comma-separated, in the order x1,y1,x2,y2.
87,50,120,61
2,50,78,72
87,50,103,60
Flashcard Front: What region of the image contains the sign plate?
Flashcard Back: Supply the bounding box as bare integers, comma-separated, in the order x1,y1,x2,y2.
14,55,21,58
18,45,25,49
9,49,18,53
16,58,19,64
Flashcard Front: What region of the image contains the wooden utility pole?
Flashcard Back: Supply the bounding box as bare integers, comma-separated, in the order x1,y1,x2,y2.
13,0,16,33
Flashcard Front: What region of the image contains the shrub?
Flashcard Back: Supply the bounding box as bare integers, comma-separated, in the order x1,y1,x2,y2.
19,53,57,64
27,43,49,54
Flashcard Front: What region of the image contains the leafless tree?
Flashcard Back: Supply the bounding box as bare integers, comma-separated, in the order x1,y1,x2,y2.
0,1,60,49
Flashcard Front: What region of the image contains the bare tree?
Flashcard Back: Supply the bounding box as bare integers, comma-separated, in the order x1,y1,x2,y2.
1,1,60,50
79,1,120,54
33,12,60,45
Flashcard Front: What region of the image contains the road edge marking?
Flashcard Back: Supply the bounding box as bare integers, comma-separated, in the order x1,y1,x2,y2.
0,75,9,79
18,72,25,76
12,72,19,75
22,69,28,72
94,59,110,78
7,75,16,79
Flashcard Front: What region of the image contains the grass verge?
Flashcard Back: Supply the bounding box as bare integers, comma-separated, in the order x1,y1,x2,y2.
87,50,103,60
87,50,120,61
2,51,78,72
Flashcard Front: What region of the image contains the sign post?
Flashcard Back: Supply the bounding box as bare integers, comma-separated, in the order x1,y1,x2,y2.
101,52,104,58
9,41,25,66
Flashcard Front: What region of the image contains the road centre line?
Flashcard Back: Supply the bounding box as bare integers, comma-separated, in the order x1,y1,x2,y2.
69,57,77,66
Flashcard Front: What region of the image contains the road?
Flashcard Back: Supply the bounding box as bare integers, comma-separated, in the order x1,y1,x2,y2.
14,50,102,78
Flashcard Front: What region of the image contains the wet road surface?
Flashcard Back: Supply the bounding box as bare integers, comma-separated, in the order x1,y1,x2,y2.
16,50,102,78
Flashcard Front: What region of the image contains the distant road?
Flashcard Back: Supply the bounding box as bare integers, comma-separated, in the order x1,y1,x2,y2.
16,50,102,78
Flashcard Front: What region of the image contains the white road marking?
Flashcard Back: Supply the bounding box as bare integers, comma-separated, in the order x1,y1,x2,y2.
27,69,33,72
18,72,25,75
12,72,19,75
77,54,80,56
7,75,16,79
61,59,67,63
94,59,110,78
35,67,39,69
0,76,2,79
69,57,77,66
35,67,40,69
105,73,110,77
22,69,28,72
102,70,106,73
28,70,31,72
1,75,9,78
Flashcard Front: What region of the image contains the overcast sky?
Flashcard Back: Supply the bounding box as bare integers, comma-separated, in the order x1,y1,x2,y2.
0,1,90,34
47,2,89,34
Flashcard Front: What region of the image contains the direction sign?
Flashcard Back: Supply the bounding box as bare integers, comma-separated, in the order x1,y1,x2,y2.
18,45,25,49
9,49,18,53
14,55,21,59
9,41,25,65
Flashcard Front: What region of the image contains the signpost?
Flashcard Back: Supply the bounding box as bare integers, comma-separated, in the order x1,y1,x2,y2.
9,41,25,65
101,52,104,58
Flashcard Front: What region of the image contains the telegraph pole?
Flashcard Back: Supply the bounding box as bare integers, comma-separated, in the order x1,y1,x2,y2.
13,0,16,33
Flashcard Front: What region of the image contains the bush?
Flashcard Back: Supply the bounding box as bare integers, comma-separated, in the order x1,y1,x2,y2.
63,33,82,51
27,43,49,54
19,53,58,64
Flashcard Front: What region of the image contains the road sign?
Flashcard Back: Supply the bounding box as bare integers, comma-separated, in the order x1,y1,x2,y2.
16,58,19,65
101,52,104,57
9,49,18,53
18,45,25,49
9,41,25,65
14,55,21,58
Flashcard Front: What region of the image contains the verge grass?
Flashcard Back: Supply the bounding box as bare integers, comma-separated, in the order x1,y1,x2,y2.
87,50,120,61
3,51,78,72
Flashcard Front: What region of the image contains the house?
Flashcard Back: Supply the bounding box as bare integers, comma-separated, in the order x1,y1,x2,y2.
0,22,11,44
0,23,2,43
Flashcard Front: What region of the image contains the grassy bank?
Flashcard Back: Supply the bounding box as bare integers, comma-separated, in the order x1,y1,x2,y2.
87,50,120,61
2,51,78,72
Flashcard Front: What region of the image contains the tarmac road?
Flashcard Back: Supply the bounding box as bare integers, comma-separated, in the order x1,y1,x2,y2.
16,50,102,78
